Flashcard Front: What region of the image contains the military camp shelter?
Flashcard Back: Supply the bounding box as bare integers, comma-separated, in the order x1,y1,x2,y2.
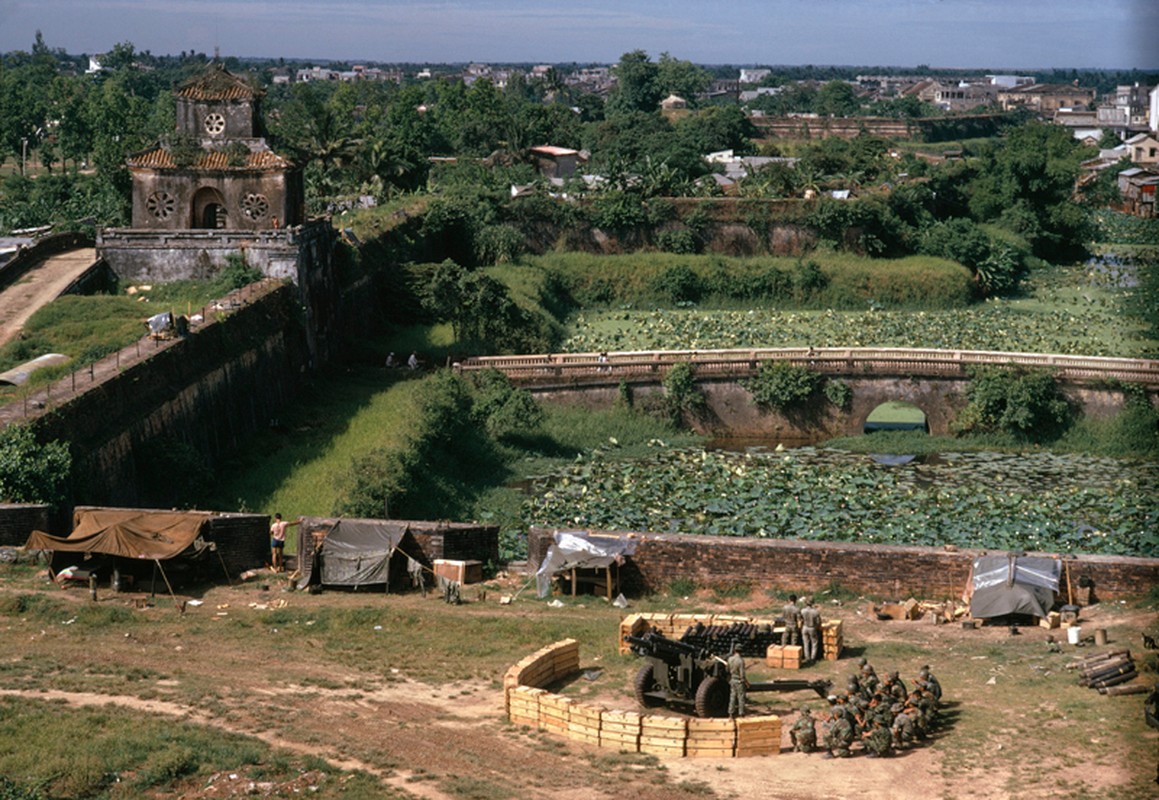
25,506,269,589
968,553,1062,620
296,517,500,592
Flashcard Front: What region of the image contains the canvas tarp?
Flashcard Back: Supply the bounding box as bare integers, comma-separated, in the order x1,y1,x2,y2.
969,554,1061,619
535,529,637,598
298,519,410,590
24,509,213,560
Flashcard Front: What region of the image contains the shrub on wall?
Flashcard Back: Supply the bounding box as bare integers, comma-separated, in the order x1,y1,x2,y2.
662,362,705,424
745,361,822,412
954,366,1073,442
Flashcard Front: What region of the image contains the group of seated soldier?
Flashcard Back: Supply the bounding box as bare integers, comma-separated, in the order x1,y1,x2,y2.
789,658,944,759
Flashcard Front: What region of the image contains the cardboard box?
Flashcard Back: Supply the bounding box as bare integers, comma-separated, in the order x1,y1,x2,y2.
433,558,483,584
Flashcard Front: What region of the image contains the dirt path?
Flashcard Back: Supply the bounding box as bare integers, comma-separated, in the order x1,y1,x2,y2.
0,247,98,347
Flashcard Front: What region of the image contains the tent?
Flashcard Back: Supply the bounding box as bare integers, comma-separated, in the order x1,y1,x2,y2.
25,509,213,560
535,530,637,599
969,554,1061,619
296,519,419,591
24,508,226,597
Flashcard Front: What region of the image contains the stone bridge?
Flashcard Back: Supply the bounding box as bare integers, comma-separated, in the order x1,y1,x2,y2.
455,348,1159,439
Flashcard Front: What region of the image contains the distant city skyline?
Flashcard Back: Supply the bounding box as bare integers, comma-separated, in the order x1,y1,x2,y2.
2,0,1156,71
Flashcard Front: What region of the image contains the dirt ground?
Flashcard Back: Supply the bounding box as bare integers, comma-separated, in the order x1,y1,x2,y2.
1,567,1156,800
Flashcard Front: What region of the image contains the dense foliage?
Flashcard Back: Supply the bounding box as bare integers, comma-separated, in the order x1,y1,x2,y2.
522,446,1158,558
955,367,1073,442
0,425,71,509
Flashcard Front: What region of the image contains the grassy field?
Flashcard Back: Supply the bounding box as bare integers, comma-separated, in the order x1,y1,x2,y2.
0,562,1154,800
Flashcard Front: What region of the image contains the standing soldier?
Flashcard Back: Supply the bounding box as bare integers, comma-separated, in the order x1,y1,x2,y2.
782,594,803,646
800,598,822,662
727,642,747,719
790,706,818,753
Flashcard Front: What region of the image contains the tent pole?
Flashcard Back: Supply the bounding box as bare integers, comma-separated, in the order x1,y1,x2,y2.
150,561,158,598
154,559,178,606
215,546,233,586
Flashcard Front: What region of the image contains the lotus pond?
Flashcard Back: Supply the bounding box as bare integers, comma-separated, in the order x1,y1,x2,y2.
521,446,1159,558
561,265,1156,357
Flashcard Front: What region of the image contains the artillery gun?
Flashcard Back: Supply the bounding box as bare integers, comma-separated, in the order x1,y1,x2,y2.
625,628,832,718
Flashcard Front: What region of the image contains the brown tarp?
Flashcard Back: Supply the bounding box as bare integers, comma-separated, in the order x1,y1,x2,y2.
25,509,213,560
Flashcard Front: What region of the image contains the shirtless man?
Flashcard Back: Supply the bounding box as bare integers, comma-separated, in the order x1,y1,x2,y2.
270,513,302,572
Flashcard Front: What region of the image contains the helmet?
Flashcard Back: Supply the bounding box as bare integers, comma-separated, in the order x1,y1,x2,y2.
800,706,811,715
858,657,868,667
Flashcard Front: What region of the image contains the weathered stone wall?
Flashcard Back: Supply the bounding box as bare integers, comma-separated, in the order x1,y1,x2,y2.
527,527,1159,601
530,376,1129,440
0,504,50,547
28,285,310,507
98,228,305,284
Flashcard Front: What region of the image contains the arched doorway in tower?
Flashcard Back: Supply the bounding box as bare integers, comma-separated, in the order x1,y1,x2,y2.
864,401,928,434
192,187,228,229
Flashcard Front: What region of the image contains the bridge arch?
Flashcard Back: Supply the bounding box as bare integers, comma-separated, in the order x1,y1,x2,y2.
863,401,929,434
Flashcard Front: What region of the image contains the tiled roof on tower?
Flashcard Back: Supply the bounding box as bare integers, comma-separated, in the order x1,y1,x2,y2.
176,63,262,102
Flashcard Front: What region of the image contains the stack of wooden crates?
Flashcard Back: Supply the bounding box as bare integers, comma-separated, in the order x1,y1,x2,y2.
822,620,844,660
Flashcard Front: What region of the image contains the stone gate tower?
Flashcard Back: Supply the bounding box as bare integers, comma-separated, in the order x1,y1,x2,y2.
97,63,337,362
127,64,303,231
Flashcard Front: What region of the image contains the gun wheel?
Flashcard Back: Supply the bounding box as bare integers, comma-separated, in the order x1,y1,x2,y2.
634,663,664,708
695,675,730,718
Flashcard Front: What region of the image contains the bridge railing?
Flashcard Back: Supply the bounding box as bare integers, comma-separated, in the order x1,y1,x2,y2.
454,347,1159,388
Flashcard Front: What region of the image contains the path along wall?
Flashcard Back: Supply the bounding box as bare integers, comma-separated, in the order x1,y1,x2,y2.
504,637,781,758
528,527,1158,601
24,283,310,508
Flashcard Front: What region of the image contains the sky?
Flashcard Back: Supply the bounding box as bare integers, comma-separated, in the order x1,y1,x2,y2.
1,0,1157,70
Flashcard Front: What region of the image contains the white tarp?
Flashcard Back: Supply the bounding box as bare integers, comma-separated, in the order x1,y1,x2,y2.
535,530,637,598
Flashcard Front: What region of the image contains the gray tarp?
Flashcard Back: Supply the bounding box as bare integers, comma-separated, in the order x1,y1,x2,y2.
298,520,410,590
969,554,1061,619
535,530,637,598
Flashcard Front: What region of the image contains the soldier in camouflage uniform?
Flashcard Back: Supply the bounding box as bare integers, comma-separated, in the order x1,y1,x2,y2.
891,702,915,749
822,707,855,758
790,706,818,753
800,599,823,662
884,670,908,701
917,666,943,702
863,717,894,758
727,642,747,718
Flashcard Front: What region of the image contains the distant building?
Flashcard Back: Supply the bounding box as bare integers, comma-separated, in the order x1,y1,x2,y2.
660,94,688,110
739,68,771,85
998,83,1096,115
933,81,998,112
1125,132,1159,165
529,146,583,179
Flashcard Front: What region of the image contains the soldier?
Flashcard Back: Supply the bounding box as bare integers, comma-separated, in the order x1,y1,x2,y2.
861,664,880,695
863,717,894,758
782,594,803,646
891,703,915,749
790,706,818,753
800,598,822,662
884,670,908,701
918,666,943,702
823,707,855,759
727,642,747,719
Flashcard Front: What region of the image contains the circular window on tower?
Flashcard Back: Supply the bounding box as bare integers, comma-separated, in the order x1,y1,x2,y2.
145,191,176,220
204,112,226,135
242,193,270,220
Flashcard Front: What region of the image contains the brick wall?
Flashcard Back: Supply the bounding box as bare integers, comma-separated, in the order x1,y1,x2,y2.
406,522,499,564
0,504,50,547
528,527,1158,601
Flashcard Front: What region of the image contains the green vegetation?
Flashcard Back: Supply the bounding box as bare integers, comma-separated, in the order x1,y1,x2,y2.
0,424,71,508
744,361,822,412
0,698,387,800
522,446,1158,557
528,250,975,311
954,367,1073,442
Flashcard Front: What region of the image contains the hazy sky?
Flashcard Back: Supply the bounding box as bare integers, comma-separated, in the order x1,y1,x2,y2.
2,0,1156,69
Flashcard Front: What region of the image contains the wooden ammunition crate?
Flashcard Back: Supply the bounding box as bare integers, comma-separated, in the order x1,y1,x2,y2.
432,558,483,584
